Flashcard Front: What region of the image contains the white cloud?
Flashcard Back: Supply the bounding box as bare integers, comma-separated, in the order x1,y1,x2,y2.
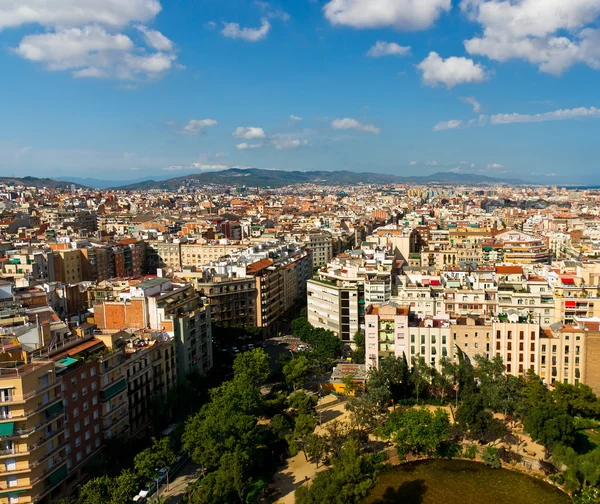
6,2,179,81
462,0,600,75
331,117,381,134
0,0,161,30
426,160,438,166
222,19,271,42
271,138,309,150
193,164,229,171
323,0,451,31
491,106,600,124
460,96,482,113
181,119,218,135
255,1,291,21
233,127,266,139
136,25,174,51
367,41,411,58
417,52,487,88
205,21,217,29
290,114,303,121
408,161,417,166
236,142,263,150
487,163,505,169
433,119,463,131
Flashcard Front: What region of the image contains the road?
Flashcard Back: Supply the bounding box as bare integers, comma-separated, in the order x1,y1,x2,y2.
157,462,203,503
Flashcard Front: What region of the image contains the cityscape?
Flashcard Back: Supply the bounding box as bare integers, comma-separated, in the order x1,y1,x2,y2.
2,1,600,504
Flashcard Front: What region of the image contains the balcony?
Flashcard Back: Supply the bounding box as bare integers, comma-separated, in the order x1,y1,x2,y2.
0,378,63,405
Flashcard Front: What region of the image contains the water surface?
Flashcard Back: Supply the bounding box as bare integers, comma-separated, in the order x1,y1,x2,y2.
363,459,570,504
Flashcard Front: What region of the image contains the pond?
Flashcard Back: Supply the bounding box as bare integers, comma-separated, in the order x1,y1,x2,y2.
363,459,571,504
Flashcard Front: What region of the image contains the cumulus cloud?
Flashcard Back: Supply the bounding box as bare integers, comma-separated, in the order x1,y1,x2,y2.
487,163,505,169
271,138,309,150
136,25,174,51
236,142,263,150
367,41,412,58
222,19,271,42
290,114,303,121
433,119,463,131
331,118,381,134
462,0,600,75
233,127,266,139
460,96,482,113
5,1,179,81
0,0,161,29
417,52,487,88
491,106,600,124
426,160,438,166
181,119,218,135
323,0,451,31
408,161,417,166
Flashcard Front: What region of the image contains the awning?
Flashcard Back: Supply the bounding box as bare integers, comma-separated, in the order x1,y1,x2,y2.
0,422,14,437
45,402,64,417
565,301,576,308
101,378,127,402
48,465,68,487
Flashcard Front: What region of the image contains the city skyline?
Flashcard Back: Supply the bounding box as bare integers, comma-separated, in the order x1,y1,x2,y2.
1,0,600,184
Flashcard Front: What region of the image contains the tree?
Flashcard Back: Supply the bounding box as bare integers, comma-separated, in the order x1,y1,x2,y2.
111,470,141,504
79,476,112,504
345,384,391,432
410,356,432,403
293,413,318,460
456,393,494,440
482,447,501,469
573,487,600,504
431,356,454,403
294,440,380,504
283,356,310,391
553,382,600,418
79,471,140,504
523,405,576,448
389,407,452,459
351,331,365,364
233,348,271,385
288,390,318,416
305,433,329,467
474,355,523,418
371,354,412,402
456,348,477,400
134,437,176,482
341,374,357,396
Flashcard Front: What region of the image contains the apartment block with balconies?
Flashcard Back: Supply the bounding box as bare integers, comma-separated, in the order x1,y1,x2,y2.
0,359,67,504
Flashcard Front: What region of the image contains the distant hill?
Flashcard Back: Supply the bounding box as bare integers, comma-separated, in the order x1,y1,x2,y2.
112,168,523,190
56,175,176,189
115,168,523,191
0,176,87,189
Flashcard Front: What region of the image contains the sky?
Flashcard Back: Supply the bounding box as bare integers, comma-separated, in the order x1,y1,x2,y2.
1,0,600,185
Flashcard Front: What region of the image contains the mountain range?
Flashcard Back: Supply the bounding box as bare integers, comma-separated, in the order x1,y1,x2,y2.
1,169,525,191
108,168,524,190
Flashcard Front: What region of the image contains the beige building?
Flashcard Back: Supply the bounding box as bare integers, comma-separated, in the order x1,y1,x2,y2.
0,358,67,504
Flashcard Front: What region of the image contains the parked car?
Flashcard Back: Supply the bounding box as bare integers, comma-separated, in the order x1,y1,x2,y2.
248,343,255,350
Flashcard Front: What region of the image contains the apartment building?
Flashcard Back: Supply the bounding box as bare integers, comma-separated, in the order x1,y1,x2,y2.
186,272,257,328
407,318,452,370
94,278,213,378
52,250,83,285
0,358,67,504
365,303,409,369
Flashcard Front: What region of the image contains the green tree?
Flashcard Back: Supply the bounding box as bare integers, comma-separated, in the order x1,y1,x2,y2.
410,356,432,403
134,437,176,482
345,384,391,432
305,433,329,467
111,470,141,503
456,393,494,440
233,348,271,385
283,356,310,391
341,374,357,396
482,447,501,469
553,382,600,418
523,405,576,448
79,476,112,504
288,390,318,416
351,331,365,364
389,407,452,459
431,356,454,403
573,487,600,504
293,413,318,460
294,440,380,504
474,355,523,418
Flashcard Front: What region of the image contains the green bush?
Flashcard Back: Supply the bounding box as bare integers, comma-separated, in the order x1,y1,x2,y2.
482,447,501,469
462,444,478,460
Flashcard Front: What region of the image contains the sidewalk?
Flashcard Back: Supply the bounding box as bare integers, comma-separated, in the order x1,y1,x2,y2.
158,462,203,504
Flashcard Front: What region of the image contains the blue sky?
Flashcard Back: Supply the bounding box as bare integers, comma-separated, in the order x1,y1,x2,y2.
1,0,600,184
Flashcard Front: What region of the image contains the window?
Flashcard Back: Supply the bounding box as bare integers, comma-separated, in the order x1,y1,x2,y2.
82,387,87,396
76,451,82,462
75,437,81,447
86,445,92,455
84,416,90,426
83,402,89,412
90,367,96,377
73,408,79,418
94,424,100,434
81,372,87,381
95,438,101,448
92,396,98,406
91,381,97,391
85,431,91,441
74,421,80,433
93,410,99,420
72,392,78,402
